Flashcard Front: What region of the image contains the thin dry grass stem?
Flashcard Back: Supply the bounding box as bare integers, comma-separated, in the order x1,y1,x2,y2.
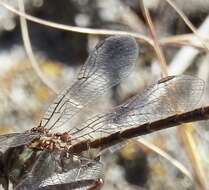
178,124,208,190
18,0,59,93
161,34,207,50
0,0,153,46
161,34,209,44
140,0,168,77
161,34,195,44
162,41,206,51
136,138,193,180
161,34,209,51
165,0,209,52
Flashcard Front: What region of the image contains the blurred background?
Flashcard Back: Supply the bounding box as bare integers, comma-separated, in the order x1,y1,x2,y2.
1,0,209,189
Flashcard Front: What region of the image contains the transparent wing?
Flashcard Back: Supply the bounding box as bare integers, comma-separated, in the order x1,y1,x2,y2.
15,151,57,190
39,159,104,190
15,151,104,190
40,35,138,132
69,75,204,142
0,132,39,151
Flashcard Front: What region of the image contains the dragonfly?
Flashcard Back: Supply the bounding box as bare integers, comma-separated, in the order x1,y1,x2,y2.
0,35,138,190
0,35,205,190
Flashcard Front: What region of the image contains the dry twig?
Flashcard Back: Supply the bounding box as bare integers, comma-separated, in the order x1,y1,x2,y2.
17,0,59,93
141,0,168,77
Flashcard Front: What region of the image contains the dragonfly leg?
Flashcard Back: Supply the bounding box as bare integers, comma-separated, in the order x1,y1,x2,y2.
86,139,95,159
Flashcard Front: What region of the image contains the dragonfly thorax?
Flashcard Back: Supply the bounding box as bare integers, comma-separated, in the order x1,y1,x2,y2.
28,132,72,152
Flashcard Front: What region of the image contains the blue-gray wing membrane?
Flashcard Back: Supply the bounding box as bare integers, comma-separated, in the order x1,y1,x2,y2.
15,151,104,190
69,75,204,142
40,36,138,132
